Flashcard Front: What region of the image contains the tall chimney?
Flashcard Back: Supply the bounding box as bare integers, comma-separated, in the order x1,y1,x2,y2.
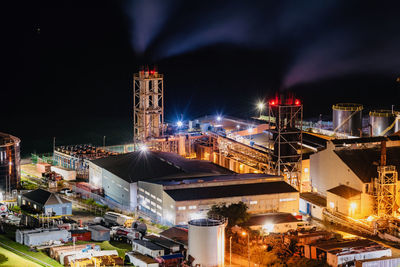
381,140,387,166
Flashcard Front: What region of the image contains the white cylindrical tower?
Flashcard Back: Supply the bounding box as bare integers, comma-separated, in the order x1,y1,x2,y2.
188,216,227,267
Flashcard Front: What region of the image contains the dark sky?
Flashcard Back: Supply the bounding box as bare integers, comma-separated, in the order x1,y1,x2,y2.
3,1,400,155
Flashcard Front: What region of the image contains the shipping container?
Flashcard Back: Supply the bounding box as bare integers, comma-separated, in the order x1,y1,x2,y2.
88,225,110,241
24,229,70,246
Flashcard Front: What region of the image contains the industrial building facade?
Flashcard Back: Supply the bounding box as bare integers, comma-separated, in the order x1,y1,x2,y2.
310,137,400,218
0,132,21,194
89,151,299,224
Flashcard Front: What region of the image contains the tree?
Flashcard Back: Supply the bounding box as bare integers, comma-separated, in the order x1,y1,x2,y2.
208,201,250,228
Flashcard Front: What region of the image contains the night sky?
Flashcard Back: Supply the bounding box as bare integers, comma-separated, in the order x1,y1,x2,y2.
3,1,400,155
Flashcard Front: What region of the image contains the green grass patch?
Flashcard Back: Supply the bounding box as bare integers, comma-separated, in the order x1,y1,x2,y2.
99,241,130,258
0,235,62,267
0,246,42,267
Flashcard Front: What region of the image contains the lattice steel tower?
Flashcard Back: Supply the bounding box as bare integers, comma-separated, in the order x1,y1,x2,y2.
133,67,164,144
266,94,303,189
375,141,398,217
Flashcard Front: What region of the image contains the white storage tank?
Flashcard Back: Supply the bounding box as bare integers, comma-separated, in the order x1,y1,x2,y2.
188,216,227,267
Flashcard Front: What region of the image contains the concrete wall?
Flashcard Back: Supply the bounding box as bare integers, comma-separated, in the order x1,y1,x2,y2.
45,203,72,216
174,192,299,225
101,169,131,207
88,161,103,188
327,190,374,219
299,198,324,220
310,142,364,195
137,182,164,221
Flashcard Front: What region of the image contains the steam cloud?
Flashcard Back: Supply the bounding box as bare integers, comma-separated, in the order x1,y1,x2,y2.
124,0,400,88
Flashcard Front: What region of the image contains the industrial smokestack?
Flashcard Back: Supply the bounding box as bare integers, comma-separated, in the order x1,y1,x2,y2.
380,140,387,166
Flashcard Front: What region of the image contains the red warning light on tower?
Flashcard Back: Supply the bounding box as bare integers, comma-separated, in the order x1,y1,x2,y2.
295,99,301,105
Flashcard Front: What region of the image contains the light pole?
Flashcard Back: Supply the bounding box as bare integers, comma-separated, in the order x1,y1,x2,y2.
257,102,265,118
103,136,106,149
230,235,232,267
242,231,250,267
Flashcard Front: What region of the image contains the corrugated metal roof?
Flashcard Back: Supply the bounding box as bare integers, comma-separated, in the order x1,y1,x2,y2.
334,146,400,183
90,151,233,183
244,213,299,226
22,189,70,206
327,184,361,199
165,181,297,201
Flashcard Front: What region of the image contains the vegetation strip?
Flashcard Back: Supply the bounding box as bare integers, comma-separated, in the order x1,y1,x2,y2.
0,241,54,267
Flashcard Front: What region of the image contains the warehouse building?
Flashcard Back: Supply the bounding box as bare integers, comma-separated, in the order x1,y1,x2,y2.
304,238,391,266
309,137,400,218
162,181,298,224
18,188,72,216
89,151,298,224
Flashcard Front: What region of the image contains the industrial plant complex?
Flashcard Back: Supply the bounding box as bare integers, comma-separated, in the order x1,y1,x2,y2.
1,67,400,267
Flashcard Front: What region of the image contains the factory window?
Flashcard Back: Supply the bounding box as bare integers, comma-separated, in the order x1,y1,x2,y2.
157,205,162,210
151,194,156,199
279,198,296,202
250,200,258,205
170,205,174,209
304,168,309,173
139,195,144,199
139,188,144,192
178,206,186,210
157,197,162,203
151,201,156,206
145,191,150,196
157,212,162,216
118,184,122,187
189,205,196,210
22,200,26,205
151,208,156,213
124,187,129,192
145,198,150,203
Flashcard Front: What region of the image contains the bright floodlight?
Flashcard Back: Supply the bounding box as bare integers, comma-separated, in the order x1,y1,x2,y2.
139,144,148,152
236,125,240,129
216,116,222,121
257,102,265,110
263,223,274,233
177,121,183,127
248,127,254,133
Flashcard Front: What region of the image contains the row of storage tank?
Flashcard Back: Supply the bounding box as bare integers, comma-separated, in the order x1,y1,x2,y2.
332,103,400,136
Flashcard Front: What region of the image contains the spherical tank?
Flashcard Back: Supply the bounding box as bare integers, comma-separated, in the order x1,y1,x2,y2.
332,103,363,136
369,110,396,136
188,217,227,267
0,132,21,194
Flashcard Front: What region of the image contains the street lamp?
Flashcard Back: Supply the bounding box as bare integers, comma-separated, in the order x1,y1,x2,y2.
242,231,250,267
257,102,265,118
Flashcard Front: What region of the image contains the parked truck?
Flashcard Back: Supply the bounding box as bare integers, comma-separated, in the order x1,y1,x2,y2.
103,212,134,227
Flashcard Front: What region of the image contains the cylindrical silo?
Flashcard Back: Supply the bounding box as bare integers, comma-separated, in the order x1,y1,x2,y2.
0,132,21,195
395,113,400,133
369,110,397,136
332,103,363,136
188,216,227,267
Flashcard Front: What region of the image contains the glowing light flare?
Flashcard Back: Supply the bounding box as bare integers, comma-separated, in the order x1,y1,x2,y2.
139,144,148,152
350,202,357,210
263,223,274,233
216,116,222,122
241,231,247,236
257,102,265,110
177,121,183,127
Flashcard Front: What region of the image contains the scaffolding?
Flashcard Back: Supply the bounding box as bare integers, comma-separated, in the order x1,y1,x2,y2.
133,67,164,144
266,97,303,189
375,165,398,217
